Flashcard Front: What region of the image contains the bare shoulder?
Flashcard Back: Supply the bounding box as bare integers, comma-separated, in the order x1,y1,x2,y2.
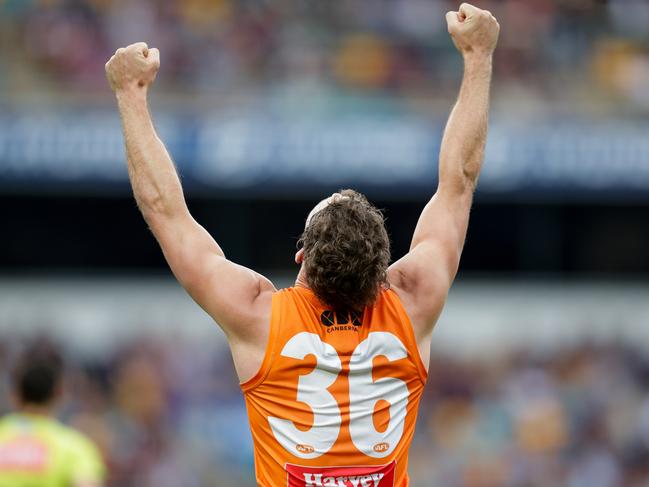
193,262,276,340
216,272,276,383
388,245,451,342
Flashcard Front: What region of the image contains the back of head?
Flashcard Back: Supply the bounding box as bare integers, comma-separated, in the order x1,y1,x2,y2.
300,189,390,313
11,341,63,406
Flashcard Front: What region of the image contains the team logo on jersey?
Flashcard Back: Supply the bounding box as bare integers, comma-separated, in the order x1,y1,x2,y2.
285,461,395,487
320,310,362,333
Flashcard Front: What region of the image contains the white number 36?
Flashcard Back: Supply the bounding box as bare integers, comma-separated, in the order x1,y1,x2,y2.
268,332,410,459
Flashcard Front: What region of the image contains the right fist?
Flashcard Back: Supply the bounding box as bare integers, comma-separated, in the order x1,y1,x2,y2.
105,42,160,92
446,3,500,57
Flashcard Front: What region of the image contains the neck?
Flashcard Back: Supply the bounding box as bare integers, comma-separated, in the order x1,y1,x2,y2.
17,403,53,417
295,264,309,289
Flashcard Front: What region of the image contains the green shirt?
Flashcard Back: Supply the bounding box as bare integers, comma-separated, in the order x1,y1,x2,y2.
0,413,105,487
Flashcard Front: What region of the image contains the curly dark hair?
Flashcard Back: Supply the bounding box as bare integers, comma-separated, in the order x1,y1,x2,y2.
300,189,391,313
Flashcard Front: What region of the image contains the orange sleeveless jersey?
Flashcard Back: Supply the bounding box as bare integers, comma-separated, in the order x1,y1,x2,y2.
241,286,428,487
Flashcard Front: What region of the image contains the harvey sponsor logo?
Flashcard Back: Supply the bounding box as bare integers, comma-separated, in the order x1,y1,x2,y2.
286,461,395,487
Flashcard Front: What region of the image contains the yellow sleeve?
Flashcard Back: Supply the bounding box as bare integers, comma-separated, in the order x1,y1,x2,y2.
65,432,106,485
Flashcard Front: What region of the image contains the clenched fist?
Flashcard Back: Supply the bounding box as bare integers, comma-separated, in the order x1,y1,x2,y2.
105,42,160,93
446,3,499,57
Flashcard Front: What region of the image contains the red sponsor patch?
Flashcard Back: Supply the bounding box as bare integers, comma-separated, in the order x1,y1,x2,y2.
0,437,48,472
286,461,395,487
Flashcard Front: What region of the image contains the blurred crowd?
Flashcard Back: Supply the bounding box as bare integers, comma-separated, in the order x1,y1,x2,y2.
2,335,649,486
1,0,648,112
412,344,649,487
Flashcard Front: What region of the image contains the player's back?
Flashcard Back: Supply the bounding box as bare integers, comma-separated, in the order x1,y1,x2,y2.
242,286,428,486
0,413,104,487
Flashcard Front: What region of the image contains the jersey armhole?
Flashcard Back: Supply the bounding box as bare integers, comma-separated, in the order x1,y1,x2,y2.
240,291,281,393
386,288,429,384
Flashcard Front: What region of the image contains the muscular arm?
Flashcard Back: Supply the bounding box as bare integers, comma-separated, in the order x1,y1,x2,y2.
106,43,274,348
389,4,499,341
409,53,493,278
116,86,187,227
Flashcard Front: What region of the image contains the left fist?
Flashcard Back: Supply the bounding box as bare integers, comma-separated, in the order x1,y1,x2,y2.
446,3,500,57
105,42,160,93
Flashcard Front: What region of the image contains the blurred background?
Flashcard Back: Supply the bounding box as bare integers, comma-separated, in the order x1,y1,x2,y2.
1,0,648,486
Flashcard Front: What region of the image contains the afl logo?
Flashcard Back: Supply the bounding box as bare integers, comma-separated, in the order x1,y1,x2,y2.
296,444,314,454
373,442,389,453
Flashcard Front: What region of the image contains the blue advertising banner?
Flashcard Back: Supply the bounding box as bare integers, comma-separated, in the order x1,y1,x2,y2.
0,110,647,200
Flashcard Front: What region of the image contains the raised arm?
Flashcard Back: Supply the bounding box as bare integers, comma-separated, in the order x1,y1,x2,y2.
389,4,499,340
105,43,275,353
